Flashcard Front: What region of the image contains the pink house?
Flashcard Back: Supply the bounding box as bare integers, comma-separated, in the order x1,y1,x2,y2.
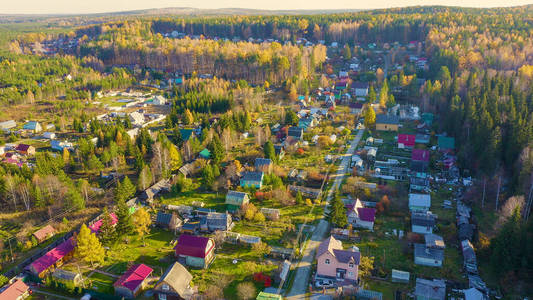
89,213,118,234
316,236,360,284
398,134,415,148
346,198,376,230
411,149,430,162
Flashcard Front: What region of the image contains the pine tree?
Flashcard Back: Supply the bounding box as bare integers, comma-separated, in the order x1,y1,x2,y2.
115,199,133,236
116,176,136,202
295,191,303,205
208,135,225,164
264,141,276,161
327,191,347,227
99,208,117,245
76,224,105,267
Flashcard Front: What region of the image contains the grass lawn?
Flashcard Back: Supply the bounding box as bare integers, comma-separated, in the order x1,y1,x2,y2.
103,228,177,276
365,279,409,299
88,272,115,294
159,188,226,211
190,243,279,300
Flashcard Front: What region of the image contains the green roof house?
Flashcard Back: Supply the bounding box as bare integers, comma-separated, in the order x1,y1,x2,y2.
437,136,455,151
199,148,211,159
179,129,195,141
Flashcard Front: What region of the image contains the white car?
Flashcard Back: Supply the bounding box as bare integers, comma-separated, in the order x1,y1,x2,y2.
315,279,334,288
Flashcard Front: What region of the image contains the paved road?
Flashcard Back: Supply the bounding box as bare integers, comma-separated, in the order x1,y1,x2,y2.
286,129,365,299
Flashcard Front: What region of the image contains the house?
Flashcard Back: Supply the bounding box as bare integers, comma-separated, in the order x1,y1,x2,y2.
88,213,118,234
128,111,145,127
461,240,478,274
51,140,74,152
32,225,56,243
414,278,446,300
273,145,285,160
391,269,410,283
0,279,30,300
42,132,56,140
411,212,436,234
23,121,42,133
411,149,430,165
225,190,250,212
174,235,215,269
346,198,376,230
398,134,415,148
256,292,283,300
255,158,273,173
199,148,211,159
202,212,232,232
287,127,304,141
410,176,430,192
156,211,183,231
438,136,455,152
15,144,35,156
260,208,281,220
414,243,444,267
179,129,196,142
240,171,264,189
375,114,400,132
52,269,83,286
425,234,445,249
153,262,194,300
0,120,17,130
351,82,369,97
335,79,349,90
409,193,431,212
152,95,167,105
415,134,430,144
464,288,487,300
349,103,363,115
316,236,360,283
298,117,318,131
114,264,153,299
27,237,75,278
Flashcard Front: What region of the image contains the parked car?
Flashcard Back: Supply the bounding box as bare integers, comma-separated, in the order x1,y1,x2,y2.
315,279,334,288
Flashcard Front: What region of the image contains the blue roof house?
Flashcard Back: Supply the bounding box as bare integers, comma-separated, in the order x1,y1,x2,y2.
240,172,264,189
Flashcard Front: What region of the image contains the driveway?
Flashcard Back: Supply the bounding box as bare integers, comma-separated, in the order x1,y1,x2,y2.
286,129,365,299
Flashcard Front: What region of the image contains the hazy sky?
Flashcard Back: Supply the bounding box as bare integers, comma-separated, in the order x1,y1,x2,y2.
1,0,532,14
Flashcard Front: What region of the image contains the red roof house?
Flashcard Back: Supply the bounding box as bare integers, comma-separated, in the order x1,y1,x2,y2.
0,279,30,300
174,235,215,269
27,238,75,278
412,149,430,162
346,199,376,230
89,213,118,234
398,134,416,148
114,264,153,299
32,225,56,243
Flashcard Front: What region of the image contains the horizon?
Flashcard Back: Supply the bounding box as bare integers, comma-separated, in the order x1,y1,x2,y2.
1,0,533,15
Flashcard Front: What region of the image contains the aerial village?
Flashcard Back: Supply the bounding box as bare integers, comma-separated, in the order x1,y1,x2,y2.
0,13,521,300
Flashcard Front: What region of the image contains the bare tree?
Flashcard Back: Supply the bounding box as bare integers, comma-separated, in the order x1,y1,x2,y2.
5,175,18,211
18,181,32,211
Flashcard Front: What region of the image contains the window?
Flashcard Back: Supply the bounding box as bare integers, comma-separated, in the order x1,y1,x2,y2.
325,259,330,265
348,272,354,277
349,263,354,268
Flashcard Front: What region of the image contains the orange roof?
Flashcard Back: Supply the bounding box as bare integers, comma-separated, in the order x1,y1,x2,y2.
32,225,55,242
0,280,29,299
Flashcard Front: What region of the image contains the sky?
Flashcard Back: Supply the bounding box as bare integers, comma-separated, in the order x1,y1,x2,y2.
1,0,532,14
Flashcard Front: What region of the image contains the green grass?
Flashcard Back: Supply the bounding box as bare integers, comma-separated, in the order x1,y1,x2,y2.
88,272,115,294
365,279,409,299
160,189,226,211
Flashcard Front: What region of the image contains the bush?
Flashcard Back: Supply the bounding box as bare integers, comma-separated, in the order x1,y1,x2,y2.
253,212,266,223
236,282,257,300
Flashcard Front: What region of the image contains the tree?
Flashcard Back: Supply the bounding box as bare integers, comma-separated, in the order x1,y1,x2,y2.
236,282,256,300
285,110,299,126
327,191,347,227
359,256,375,281
252,241,272,258
201,165,215,188
168,144,182,171
132,207,152,246
137,165,153,191
364,106,376,127
317,136,333,148
379,80,389,108
116,176,136,202
253,212,266,223
288,84,298,102
183,109,194,125
208,135,225,164
264,140,276,161
76,224,105,267
115,199,133,236
295,191,303,205
99,208,117,245
343,44,352,60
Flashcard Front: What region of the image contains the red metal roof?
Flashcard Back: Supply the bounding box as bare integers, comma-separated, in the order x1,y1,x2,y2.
357,208,376,222
0,280,29,299
411,149,430,162
398,134,416,147
15,144,31,151
28,238,75,275
174,235,213,258
89,213,118,234
114,264,153,292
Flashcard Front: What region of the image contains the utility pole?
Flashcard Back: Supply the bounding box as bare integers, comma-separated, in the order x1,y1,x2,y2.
524,175,533,221
495,175,501,212
481,178,486,209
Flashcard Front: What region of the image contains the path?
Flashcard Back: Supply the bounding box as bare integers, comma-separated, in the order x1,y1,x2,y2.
286,129,365,299
32,288,78,300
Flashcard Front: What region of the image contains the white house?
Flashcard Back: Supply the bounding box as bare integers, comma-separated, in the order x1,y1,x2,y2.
346,198,376,230
152,95,167,105
409,193,431,212
0,120,16,130
129,111,145,127
43,132,56,139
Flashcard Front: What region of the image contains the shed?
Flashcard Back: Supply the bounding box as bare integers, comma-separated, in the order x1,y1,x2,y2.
114,264,153,299
199,148,211,159
391,269,410,283
52,269,83,286
32,225,56,243
409,193,431,212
